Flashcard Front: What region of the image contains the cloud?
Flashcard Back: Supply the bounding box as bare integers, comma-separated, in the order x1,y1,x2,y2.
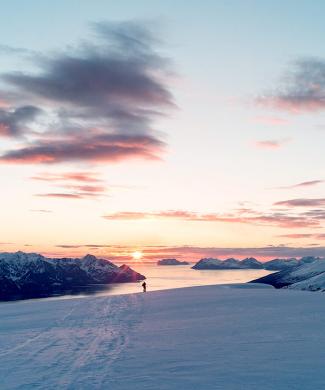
35,193,84,199
31,170,108,199
0,44,36,56
0,106,42,136
103,211,147,220
258,58,325,112
156,245,325,260
31,171,103,183
302,209,325,219
278,233,325,240
35,189,107,199
46,243,325,261
254,140,285,149
276,180,324,189
0,132,164,164
103,208,320,228
0,21,174,164
56,244,114,249
293,180,324,188
29,209,52,213
277,233,314,239
136,245,325,261
56,245,84,249
274,198,325,207
66,184,106,193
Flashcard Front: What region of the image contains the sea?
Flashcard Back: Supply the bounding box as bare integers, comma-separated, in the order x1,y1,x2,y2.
28,263,273,302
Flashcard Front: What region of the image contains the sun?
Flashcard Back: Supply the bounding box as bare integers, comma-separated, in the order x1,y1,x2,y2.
132,251,143,261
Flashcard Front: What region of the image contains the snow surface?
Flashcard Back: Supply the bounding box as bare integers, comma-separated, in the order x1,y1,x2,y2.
289,272,325,291
287,261,325,291
1,284,325,389
253,259,325,289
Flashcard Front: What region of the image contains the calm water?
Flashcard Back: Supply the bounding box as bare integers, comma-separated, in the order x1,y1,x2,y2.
35,264,273,302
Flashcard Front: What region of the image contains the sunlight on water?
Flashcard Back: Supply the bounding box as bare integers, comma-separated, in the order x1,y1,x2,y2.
38,264,274,302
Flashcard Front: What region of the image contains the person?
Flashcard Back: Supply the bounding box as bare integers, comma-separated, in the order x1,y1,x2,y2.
142,281,147,292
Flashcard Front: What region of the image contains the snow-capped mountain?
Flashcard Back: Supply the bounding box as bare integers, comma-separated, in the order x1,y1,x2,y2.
289,271,325,291
157,259,190,265
240,258,263,269
192,257,264,270
262,258,300,270
223,258,242,268
251,259,325,289
0,251,145,300
192,256,321,271
192,258,224,269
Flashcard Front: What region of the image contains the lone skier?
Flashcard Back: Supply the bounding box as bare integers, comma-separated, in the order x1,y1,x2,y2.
142,281,147,292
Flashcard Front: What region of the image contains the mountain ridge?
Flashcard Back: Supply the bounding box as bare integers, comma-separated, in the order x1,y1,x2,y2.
0,251,145,300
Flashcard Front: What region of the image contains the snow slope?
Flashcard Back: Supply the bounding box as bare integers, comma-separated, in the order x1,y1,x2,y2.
289,272,325,291
252,259,325,288
1,284,325,389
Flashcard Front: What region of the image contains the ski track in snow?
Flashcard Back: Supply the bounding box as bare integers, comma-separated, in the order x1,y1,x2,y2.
0,293,144,390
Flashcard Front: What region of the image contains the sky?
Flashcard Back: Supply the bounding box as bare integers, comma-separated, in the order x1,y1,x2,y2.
1,0,325,262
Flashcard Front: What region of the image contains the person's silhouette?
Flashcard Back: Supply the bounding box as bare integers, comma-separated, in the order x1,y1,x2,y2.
142,281,147,292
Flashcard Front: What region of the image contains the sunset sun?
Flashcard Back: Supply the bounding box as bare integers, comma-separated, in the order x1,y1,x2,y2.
132,251,143,261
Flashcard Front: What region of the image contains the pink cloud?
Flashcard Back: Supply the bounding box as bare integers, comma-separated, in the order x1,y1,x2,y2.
293,180,324,188
67,185,106,193
254,139,290,149
35,193,84,199
0,133,164,164
0,98,9,108
276,180,324,189
31,170,107,199
0,123,10,136
259,96,325,113
257,59,325,113
278,233,325,240
103,211,149,220
103,208,320,228
277,233,314,239
274,198,325,207
31,171,103,183
0,22,174,165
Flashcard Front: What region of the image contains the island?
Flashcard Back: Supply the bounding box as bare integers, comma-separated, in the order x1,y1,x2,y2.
157,258,189,266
